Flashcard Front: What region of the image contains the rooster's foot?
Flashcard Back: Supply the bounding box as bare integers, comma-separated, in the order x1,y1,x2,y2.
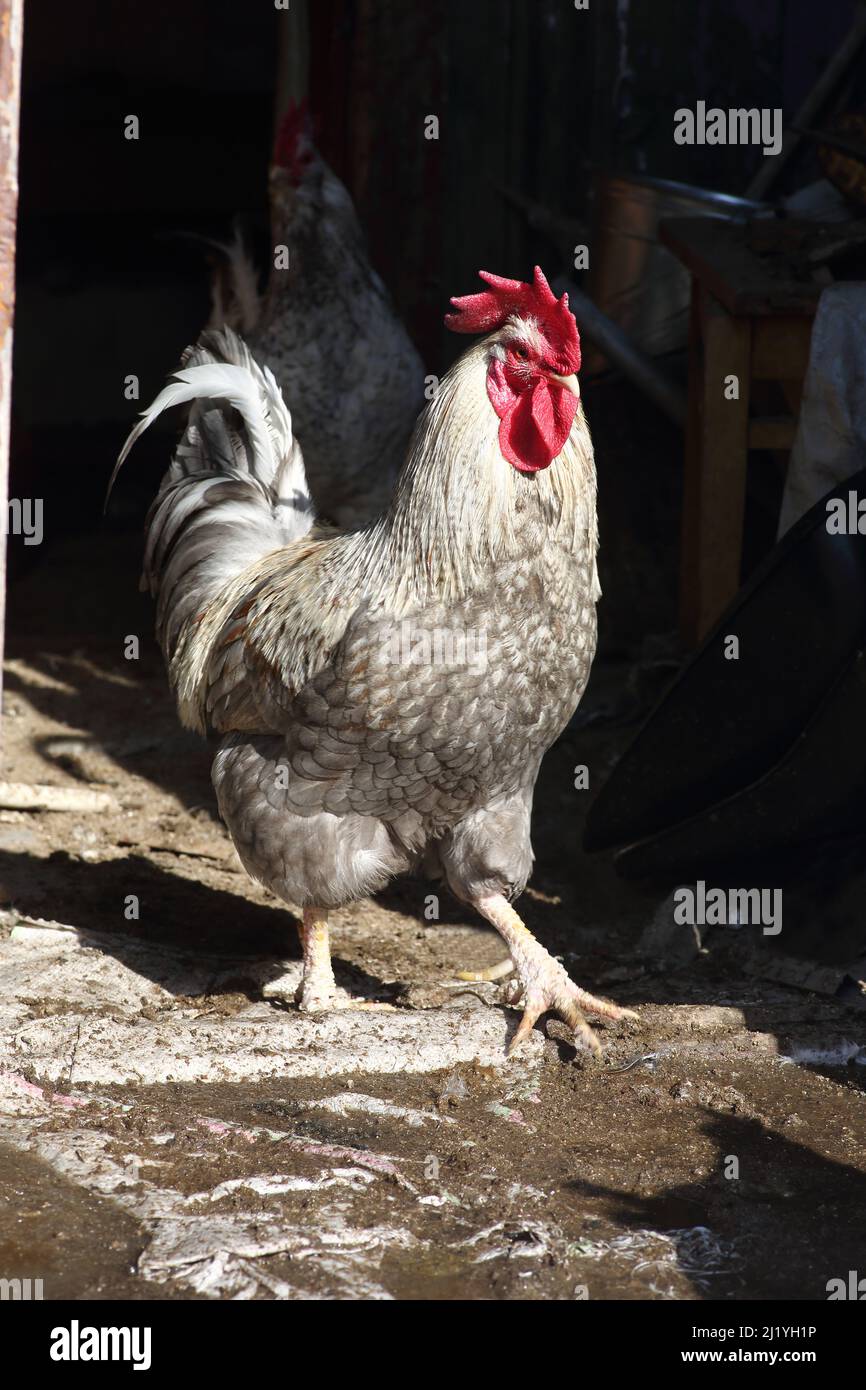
295,977,338,1013
503,966,637,1056
473,893,638,1056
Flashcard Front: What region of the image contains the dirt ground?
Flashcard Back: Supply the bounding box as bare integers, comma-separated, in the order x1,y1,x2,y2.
0,532,864,1301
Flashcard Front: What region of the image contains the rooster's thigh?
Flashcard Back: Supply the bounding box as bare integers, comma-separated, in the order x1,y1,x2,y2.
212,734,411,909
437,794,534,906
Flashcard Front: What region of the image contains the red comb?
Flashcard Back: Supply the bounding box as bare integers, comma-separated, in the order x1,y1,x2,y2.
273,97,314,176
445,266,581,373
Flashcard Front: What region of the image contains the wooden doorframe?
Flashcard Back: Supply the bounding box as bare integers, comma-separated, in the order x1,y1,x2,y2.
0,0,23,738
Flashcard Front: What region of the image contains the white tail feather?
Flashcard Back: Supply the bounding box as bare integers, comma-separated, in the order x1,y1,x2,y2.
111,363,281,494
109,328,314,723
205,227,263,336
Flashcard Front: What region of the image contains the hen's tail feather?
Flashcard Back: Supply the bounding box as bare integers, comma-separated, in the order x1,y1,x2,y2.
111,327,313,723
203,225,263,336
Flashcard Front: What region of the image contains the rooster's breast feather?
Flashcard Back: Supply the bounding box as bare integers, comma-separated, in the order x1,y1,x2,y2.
202,555,593,857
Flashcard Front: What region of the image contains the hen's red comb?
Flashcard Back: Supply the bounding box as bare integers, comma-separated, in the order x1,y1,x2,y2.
273,97,314,176
444,266,580,373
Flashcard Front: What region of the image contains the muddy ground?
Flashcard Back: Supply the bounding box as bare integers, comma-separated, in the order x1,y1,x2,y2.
0,531,864,1301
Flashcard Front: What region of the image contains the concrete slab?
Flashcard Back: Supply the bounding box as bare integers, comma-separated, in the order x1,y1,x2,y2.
0,926,543,1087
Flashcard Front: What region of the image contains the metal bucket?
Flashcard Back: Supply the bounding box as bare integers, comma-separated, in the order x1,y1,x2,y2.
586,173,770,370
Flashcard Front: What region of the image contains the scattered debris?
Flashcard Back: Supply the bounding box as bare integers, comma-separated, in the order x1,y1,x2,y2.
486,1101,531,1128
0,782,117,812
779,1041,866,1067
607,1052,660,1074
298,1091,453,1128
187,1170,377,1202
570,1225,740,1295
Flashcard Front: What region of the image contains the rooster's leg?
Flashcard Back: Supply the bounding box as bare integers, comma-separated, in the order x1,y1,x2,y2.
289,909,397,1013
295,907,338,1012
474,893,638,1056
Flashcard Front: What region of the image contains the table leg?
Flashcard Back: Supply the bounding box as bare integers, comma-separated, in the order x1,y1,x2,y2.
680,284,752,644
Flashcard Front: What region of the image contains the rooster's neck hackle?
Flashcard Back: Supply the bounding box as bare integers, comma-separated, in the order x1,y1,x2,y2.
356,335,598,609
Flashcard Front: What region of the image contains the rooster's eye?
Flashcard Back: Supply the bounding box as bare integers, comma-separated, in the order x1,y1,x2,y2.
513,346,529,361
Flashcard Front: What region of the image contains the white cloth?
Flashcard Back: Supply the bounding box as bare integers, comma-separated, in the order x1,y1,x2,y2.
778,283,866,536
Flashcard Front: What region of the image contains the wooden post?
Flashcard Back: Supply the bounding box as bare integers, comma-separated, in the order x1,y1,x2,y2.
680,284,752,644
0,0,23,729
273,0,309,138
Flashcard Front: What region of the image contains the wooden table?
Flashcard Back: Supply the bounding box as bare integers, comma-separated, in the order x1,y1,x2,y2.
660,217,823,644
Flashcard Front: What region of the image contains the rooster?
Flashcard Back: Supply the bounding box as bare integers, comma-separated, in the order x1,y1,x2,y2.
111,266,637,1055
209,100,425,527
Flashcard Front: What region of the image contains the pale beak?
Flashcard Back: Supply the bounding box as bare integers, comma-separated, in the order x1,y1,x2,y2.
547,371,580,398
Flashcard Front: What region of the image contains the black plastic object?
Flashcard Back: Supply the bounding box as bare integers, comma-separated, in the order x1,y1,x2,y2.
584,468,866,874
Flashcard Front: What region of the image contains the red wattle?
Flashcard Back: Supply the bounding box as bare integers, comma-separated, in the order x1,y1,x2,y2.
487,368,578,473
